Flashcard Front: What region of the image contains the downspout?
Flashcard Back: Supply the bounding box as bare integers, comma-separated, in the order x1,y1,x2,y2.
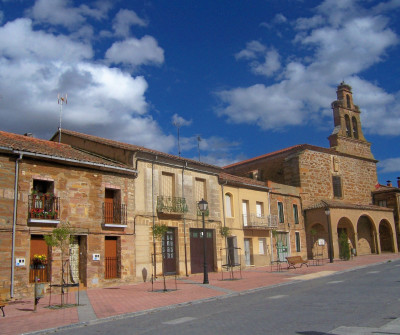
152,157,156,277
268,191,274,262
11,154,23,298
182,162,188,276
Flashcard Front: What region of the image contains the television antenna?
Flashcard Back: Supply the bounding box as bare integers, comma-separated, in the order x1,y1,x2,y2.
173,121,181,157
196,136,202,162
57,93,67,143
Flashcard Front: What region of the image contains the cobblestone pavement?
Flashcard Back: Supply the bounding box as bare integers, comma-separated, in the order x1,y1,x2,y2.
1,254,399,335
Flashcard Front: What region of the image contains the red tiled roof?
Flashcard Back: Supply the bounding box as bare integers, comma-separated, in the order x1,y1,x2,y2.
304,199,392,212
0,130,136,173
223,144,310,169
54,129,221,170
219,172,269,189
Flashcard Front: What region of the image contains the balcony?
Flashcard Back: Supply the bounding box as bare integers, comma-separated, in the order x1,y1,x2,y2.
103,202,127,227
28,193,60,224
243,214,278,229
157,196,188,215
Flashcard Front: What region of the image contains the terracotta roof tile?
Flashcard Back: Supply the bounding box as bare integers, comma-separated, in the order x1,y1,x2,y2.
219,172,269,189
0,130,135,173
304,199,392,212
55,129,221,170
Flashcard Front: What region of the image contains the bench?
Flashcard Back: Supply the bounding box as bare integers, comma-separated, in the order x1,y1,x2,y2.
286,256,308,269
0,298,7,317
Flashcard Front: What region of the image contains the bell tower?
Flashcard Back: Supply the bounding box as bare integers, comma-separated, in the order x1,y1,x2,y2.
328,82,374,160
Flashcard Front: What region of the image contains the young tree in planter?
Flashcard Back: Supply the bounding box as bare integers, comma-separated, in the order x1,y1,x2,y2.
44,222,75,306
152,223,168,274
339,230,350,260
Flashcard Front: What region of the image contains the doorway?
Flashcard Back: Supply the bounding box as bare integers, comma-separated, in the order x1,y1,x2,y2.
190,228,215,273
162,228,177,275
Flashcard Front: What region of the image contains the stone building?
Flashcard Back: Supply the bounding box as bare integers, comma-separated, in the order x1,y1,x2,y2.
224,83,397,259
0,131,137,299
51,129,224,281
373,179,400,250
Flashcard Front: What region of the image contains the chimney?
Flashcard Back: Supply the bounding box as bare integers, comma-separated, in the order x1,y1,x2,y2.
387,180,392,187
397,177,400,188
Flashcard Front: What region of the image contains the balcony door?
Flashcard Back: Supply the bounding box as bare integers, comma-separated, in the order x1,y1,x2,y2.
242,201,249,226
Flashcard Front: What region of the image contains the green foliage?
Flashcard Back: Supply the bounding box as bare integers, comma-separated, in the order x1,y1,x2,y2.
44,222,74,250
339,231,350,260
310,228,317,236
152,223,168,239
219,226,230,238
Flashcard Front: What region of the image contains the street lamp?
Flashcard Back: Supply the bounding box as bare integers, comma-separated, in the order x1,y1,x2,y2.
198,198,209,284
324,208,334,263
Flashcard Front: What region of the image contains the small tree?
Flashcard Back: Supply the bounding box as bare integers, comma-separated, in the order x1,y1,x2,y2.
339,230,350,260
44,222,75,306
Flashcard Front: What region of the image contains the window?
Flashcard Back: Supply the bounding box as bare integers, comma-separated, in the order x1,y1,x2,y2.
161,172,174,197
33,179,54,194
195,178,206,202
104,188,123,224
256,202,263,217
225,193,233,217
332,176,343,198
295,232,301,252
378,200,387,207
242,200,249,226
293,204,299,224
352,116,359,139
345,115,351,137
278,202,284,223
259,238,266,255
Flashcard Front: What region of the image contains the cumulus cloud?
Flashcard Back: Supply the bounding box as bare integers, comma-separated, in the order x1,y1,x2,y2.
172,114,192,127
105,36,164,68
217,0,400,135
0,16,174,152
378,158,400,173
112,9,147,37
27,0,109,29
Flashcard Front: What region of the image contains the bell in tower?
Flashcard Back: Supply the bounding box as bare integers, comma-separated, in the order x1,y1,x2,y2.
328,82,375,160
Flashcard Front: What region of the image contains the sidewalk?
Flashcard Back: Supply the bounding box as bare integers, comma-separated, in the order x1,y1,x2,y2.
1,253,400,335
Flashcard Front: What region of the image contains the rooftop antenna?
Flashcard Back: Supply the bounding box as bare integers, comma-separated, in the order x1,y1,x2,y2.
173,121,181,157
57,93,67,143
197,136,202,162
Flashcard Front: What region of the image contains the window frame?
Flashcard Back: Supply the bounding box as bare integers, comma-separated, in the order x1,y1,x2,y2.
278,201,284,223
332,175,343,198
293,204,299,224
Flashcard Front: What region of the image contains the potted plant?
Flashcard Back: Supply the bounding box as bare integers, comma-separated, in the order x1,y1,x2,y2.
32,254,47,269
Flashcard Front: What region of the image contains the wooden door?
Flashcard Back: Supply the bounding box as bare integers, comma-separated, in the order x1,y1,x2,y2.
162,229,176,275
105,237,118,278
190,228,214,274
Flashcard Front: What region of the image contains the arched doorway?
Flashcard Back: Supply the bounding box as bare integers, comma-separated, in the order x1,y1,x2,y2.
357,216,377,255
307,223,328,260
379,220,394,252
337,217,355,259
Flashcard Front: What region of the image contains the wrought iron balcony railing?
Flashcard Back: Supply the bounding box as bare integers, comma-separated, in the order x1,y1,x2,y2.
157,196,188,214
28,193,60,222
103,202,127,226
243,214,278,229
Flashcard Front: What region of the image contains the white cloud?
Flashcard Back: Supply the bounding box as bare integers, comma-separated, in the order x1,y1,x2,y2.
112,9,147,37
217,0,400,135
172,114,192,127
105,36,164,68
378,158,400,173
0,18,174,152
273,13,287,24
27,0,109,29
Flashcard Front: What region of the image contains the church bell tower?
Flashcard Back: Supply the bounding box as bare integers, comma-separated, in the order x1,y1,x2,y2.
328,82,375,160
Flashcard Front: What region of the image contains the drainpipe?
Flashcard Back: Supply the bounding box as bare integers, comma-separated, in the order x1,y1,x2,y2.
268,191,274,262
152,157,156,277
11,154,23,298
182,162,188,276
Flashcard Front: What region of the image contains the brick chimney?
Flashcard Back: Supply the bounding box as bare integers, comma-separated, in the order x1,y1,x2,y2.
387,180,392,187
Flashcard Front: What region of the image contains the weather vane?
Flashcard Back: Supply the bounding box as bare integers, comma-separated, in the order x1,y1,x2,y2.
57,93,67,143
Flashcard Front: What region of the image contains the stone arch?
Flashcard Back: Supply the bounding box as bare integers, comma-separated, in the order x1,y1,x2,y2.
345,114,352,137
379,220,394,252
337,217,355,257
351,116,359,139
307,223,328,260
346,94,351,108
356,215,377,255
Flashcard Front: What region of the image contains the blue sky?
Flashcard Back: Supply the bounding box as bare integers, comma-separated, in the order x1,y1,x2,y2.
0,0,399,185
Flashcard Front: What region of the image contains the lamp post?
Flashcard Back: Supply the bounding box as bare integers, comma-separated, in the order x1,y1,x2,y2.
324,208,334,263
198,198,209,284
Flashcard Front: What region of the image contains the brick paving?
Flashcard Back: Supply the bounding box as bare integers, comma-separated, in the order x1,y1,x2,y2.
1,253,399,335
